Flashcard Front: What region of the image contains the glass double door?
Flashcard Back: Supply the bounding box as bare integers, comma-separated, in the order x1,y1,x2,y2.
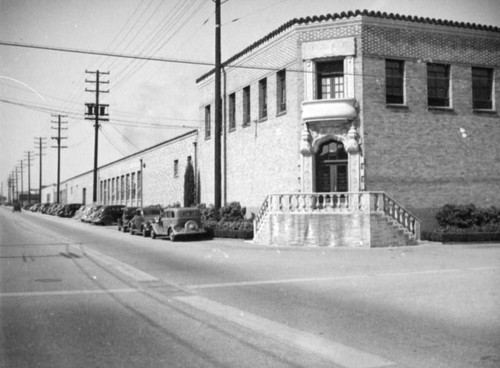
315,140,348,193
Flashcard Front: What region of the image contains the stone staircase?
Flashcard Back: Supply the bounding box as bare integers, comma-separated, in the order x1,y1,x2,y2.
253,192,420,247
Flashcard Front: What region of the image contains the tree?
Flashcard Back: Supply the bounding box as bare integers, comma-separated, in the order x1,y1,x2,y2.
183,158,195,207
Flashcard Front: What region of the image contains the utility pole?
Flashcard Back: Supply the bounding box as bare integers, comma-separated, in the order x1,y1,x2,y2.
18,160,24,203
214,0,222,210
24,151,34,203
51,115,68,203
14,167,19,202
7,175,11,203
85,70,109,204
34,137,47,203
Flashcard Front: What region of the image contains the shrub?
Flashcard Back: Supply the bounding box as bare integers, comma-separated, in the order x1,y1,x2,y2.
423,204,500,242
436,204,500,228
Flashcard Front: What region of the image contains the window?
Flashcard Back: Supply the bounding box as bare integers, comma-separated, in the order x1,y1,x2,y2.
228,93,236,131
243,86,251,125
137,171,141,201
111,178,115,202
427,63,450,107
472,67,493,110
107,179,111,204
174,160,179,178
204,105,211,139
277,69,286,113
131,172,136,199
103,180,107,205
120,175,124,201
100,181,103,203
259,78,267,120
126,174,130,200
317,60,344,99
386,59,404,104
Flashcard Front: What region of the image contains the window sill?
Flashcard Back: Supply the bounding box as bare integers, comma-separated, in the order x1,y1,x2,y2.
228,127,236,133
386,104,408,110
205,136,211,141
242,123,251,128
473,109,497,116
427,106,455,113
258,117,268,123
276,110,287,117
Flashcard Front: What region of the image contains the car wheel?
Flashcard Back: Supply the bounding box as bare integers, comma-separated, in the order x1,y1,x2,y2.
142,227,149,237
169,231,176,242
130,227,135,235
151,229,156,239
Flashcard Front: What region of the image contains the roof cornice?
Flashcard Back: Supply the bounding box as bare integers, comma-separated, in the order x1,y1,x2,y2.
196,9,500,83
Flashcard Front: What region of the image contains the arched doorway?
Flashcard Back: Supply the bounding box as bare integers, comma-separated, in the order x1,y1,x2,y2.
315,140,348,192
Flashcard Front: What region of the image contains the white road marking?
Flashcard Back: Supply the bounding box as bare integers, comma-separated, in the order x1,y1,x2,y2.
187,267,499,290
175,295,395,368
83,248,159,282
0,288,138,298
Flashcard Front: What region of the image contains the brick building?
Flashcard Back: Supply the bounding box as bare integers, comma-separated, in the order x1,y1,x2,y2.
42,131,197,208
42,10,499,246
196,10,500,235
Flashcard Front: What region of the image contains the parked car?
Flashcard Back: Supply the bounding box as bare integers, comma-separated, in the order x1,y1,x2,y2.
39,203,51,213
81,205,102,222
30,203,42,212
91,205,125,225
57,203,82,218
47,203,63,215
73,205,90,220
12,202,22,212
129,206,161,237
150,207,207,241
117,206,138,232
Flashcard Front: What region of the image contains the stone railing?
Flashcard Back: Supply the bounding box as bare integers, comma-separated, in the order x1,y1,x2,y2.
254,192,421,241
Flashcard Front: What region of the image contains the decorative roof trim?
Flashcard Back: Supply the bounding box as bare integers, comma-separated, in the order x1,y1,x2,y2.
196,9,499,83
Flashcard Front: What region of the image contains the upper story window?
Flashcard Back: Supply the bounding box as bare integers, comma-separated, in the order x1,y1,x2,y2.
259,78,267,120
427,63,450,107
204,105,211,139
228,93,236,131
243,86,251,126
386,59,405,104
472,67,493,110
277,69,286,114
173,160,179,178
316,60,344,99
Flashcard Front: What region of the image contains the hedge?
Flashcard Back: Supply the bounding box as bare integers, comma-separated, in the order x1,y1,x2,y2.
423,204,500,243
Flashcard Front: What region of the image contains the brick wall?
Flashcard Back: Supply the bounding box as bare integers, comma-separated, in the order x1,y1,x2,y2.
197,31,303,213
361,21,500,230
57,132,197,208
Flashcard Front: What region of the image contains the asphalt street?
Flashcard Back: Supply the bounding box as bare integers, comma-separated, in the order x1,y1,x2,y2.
1,206,499,368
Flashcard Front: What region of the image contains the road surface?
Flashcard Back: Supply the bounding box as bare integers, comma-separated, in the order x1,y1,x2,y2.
1,206,499,367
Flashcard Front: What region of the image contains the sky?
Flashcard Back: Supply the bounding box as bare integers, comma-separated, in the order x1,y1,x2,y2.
1,0,500,199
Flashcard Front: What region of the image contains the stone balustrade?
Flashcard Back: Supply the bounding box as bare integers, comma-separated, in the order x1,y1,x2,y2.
254,192,421,243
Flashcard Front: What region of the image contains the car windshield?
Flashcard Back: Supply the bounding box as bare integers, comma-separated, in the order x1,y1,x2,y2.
143,208,160,216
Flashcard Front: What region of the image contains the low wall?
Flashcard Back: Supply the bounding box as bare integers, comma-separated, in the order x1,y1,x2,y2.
254,212,409,247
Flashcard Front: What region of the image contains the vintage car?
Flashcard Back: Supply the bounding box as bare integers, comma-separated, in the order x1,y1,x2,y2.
12,202,22,212
150,207,206,241
57,203,82,218
81,205,102,222
91,205,125,225
117,206,138,232
129,206,161,237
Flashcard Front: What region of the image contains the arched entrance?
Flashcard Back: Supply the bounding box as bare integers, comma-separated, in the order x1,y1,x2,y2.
315,140,348,192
